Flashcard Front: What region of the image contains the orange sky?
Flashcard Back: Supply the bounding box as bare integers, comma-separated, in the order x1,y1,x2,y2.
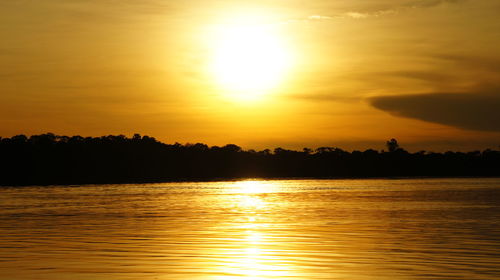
1,0,499,151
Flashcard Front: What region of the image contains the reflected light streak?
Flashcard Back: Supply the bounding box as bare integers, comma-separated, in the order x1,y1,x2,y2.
214,180,293,279
239,196,265,209
216,231,290,280
232,180,277,194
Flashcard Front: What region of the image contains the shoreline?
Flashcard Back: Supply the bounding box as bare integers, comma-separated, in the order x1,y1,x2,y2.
2,175,499,188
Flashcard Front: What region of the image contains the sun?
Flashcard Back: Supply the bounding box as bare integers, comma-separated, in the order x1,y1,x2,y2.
209,21,292,101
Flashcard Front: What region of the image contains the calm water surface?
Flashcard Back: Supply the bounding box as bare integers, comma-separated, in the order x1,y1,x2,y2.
1,178,499,279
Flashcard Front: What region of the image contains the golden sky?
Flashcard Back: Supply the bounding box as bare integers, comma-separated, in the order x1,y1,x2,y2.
1,0,499,151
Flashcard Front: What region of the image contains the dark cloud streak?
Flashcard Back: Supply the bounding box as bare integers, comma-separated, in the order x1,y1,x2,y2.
370,92,500,132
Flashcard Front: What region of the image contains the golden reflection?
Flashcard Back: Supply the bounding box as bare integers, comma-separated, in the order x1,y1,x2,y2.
239,196,265,209
232,180,276,194
216,230,290,280
245,231,263,244
213,180,293,279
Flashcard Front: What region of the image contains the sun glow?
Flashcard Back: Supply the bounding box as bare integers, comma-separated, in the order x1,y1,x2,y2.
209,18,292,101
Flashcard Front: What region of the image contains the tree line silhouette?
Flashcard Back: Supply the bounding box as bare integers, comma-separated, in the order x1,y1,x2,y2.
1,133,499,186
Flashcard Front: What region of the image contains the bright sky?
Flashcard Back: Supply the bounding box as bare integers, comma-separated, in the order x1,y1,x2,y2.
1,0,499,151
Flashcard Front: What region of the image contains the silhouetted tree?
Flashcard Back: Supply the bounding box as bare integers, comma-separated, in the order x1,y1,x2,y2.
386,138,399,152
0,133,498,186
222,144,242,153
133,133,142,140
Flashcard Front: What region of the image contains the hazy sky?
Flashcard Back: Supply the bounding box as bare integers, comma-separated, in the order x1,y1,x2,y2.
1,0,499,151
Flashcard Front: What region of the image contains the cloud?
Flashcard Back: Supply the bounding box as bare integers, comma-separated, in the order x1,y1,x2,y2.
303,0,464,21
342,0,464,18
342,9,397,19
307,15,332,21
369,92,500,132
288,93,360,103
384,71,452,83
343,12,369,19
408,0,464,8
434,54,500,74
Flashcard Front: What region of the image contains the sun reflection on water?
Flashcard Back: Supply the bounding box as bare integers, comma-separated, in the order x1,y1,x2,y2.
2,180,498,279
216,230,291,280
239,196,265,209
231,180,277,194
213,180,292,279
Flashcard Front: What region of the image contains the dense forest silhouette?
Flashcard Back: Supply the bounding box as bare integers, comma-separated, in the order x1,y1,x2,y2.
1,133,499,186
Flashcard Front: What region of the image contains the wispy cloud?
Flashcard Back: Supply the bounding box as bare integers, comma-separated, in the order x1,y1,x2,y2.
407,0,464,8
339,0,464,19
367,49,500,132
433,54,500,74
289,0,465,22
342,9,397,19
307,15,332,21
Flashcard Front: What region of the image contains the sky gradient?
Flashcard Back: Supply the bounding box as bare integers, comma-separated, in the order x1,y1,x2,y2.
1,0,499,151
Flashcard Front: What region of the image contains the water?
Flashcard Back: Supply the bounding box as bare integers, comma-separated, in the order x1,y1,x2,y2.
1,178,499,279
